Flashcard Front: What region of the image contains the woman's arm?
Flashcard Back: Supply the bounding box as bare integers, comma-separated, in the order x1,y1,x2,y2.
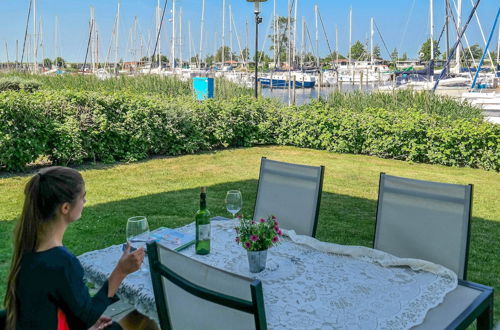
54,245,145,328
107,243,145,297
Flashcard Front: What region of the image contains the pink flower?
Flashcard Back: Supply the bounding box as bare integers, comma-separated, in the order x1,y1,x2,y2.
251,220,256,224
235,237,240,243
244,241,252,249
250,235,259,242
277,229,283,236
271,215,277,220
274,225,280,232
272,236,279,243
259,218,266,223
236,215,242,219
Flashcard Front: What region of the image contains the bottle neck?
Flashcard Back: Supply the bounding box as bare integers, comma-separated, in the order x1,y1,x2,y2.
199,193,207,210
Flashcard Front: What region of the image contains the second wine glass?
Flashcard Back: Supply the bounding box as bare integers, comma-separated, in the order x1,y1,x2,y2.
225,190,242,220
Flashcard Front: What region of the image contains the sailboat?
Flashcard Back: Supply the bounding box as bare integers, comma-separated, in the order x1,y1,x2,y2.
259,71,316,88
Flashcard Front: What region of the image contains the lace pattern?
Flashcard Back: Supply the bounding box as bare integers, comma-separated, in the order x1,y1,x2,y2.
78,218,457,329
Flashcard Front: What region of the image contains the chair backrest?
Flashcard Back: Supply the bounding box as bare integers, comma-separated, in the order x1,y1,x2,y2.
147,241,267,330
374,173,473,280
253,157,324,237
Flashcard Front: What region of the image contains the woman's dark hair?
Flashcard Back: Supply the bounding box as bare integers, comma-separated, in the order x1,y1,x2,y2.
4,166,84,329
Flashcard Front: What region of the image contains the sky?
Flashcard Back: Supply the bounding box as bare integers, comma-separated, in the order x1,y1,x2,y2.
0,0,498,63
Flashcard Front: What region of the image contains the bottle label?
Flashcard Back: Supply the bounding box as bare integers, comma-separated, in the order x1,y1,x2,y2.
198,224,211,241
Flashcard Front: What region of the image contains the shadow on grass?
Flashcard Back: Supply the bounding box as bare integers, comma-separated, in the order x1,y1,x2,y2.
1,179,499,320
0,147,254,179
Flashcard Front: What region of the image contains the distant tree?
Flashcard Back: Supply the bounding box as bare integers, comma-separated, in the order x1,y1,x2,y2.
253,51,271,64
323,51,346,63
490,51,498,65
418,38,441,61
43,58,52,68
214,46,235,63
372,45,381,59
390,48,398,62
190,55,199,64
268,16,295,63
205,55,214,67
463,44,483,63
350,41,366,60
399,52,408,61
54,57,65,68
240,48,250,62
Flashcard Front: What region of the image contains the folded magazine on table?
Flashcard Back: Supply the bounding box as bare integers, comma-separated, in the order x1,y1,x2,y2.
149,227,195,251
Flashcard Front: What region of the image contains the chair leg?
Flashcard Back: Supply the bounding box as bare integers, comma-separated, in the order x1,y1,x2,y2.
476,303,493,330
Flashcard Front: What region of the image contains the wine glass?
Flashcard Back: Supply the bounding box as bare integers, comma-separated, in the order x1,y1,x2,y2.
225,190,242,220
126,216,150,272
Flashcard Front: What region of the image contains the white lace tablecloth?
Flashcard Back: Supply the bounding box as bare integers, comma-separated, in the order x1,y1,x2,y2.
78,217,457,329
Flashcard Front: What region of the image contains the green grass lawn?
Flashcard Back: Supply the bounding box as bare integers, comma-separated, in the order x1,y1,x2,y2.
1,146,499,323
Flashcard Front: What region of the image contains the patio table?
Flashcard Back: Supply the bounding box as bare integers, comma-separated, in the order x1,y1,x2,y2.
78,217,493,329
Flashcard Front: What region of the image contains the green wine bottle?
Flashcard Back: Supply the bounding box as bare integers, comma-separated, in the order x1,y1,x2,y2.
195,187,211,255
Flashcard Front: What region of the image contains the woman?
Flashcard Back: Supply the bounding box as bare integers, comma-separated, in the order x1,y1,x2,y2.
4,166,155,329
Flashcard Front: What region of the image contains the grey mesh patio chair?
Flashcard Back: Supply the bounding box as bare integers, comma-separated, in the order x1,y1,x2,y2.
253,157,325,237
373,174,494,329
374,173,473,280
147,241,267,330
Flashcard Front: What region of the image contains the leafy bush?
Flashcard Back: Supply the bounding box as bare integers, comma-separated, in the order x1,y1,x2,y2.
0,77,41,92
0,90,498,172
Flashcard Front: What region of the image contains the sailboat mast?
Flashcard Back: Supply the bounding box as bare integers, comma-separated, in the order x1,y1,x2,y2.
171,0,176,69
497,22,500,65
33,0,37,72
90,7,95,72
199,0,205,68
39,17,44,69
349,7,352,68
293,0,298,67
430,0,434,61
222,0,225,67
188,21,192,66
246,17,249,68
370,18,374,63
157,0,161,68
470,0,495,69
315,4,319,68
273,0,276,67
336,25,338,63
301,16,305,68
179,7,183,68
287,0,292,104
115,1,120,73
455,0,462,72
445,0,450,73
230,5,234,64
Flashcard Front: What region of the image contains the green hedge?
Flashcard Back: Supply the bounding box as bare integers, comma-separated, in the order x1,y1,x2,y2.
0,90,498,172
0,77,41,92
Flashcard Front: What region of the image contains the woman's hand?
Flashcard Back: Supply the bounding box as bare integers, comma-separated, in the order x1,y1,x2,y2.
107,243,146,297
117,242,145,275
88,315,113,330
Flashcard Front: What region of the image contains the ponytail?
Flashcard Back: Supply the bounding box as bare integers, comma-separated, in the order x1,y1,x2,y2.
4,167,84,329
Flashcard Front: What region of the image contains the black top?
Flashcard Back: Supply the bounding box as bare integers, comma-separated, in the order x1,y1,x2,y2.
15,246,120,330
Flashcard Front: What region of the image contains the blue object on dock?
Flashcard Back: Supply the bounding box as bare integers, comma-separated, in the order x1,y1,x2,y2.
193,77,214,100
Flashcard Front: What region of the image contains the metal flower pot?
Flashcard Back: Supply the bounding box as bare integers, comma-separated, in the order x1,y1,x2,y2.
247,249,268,273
